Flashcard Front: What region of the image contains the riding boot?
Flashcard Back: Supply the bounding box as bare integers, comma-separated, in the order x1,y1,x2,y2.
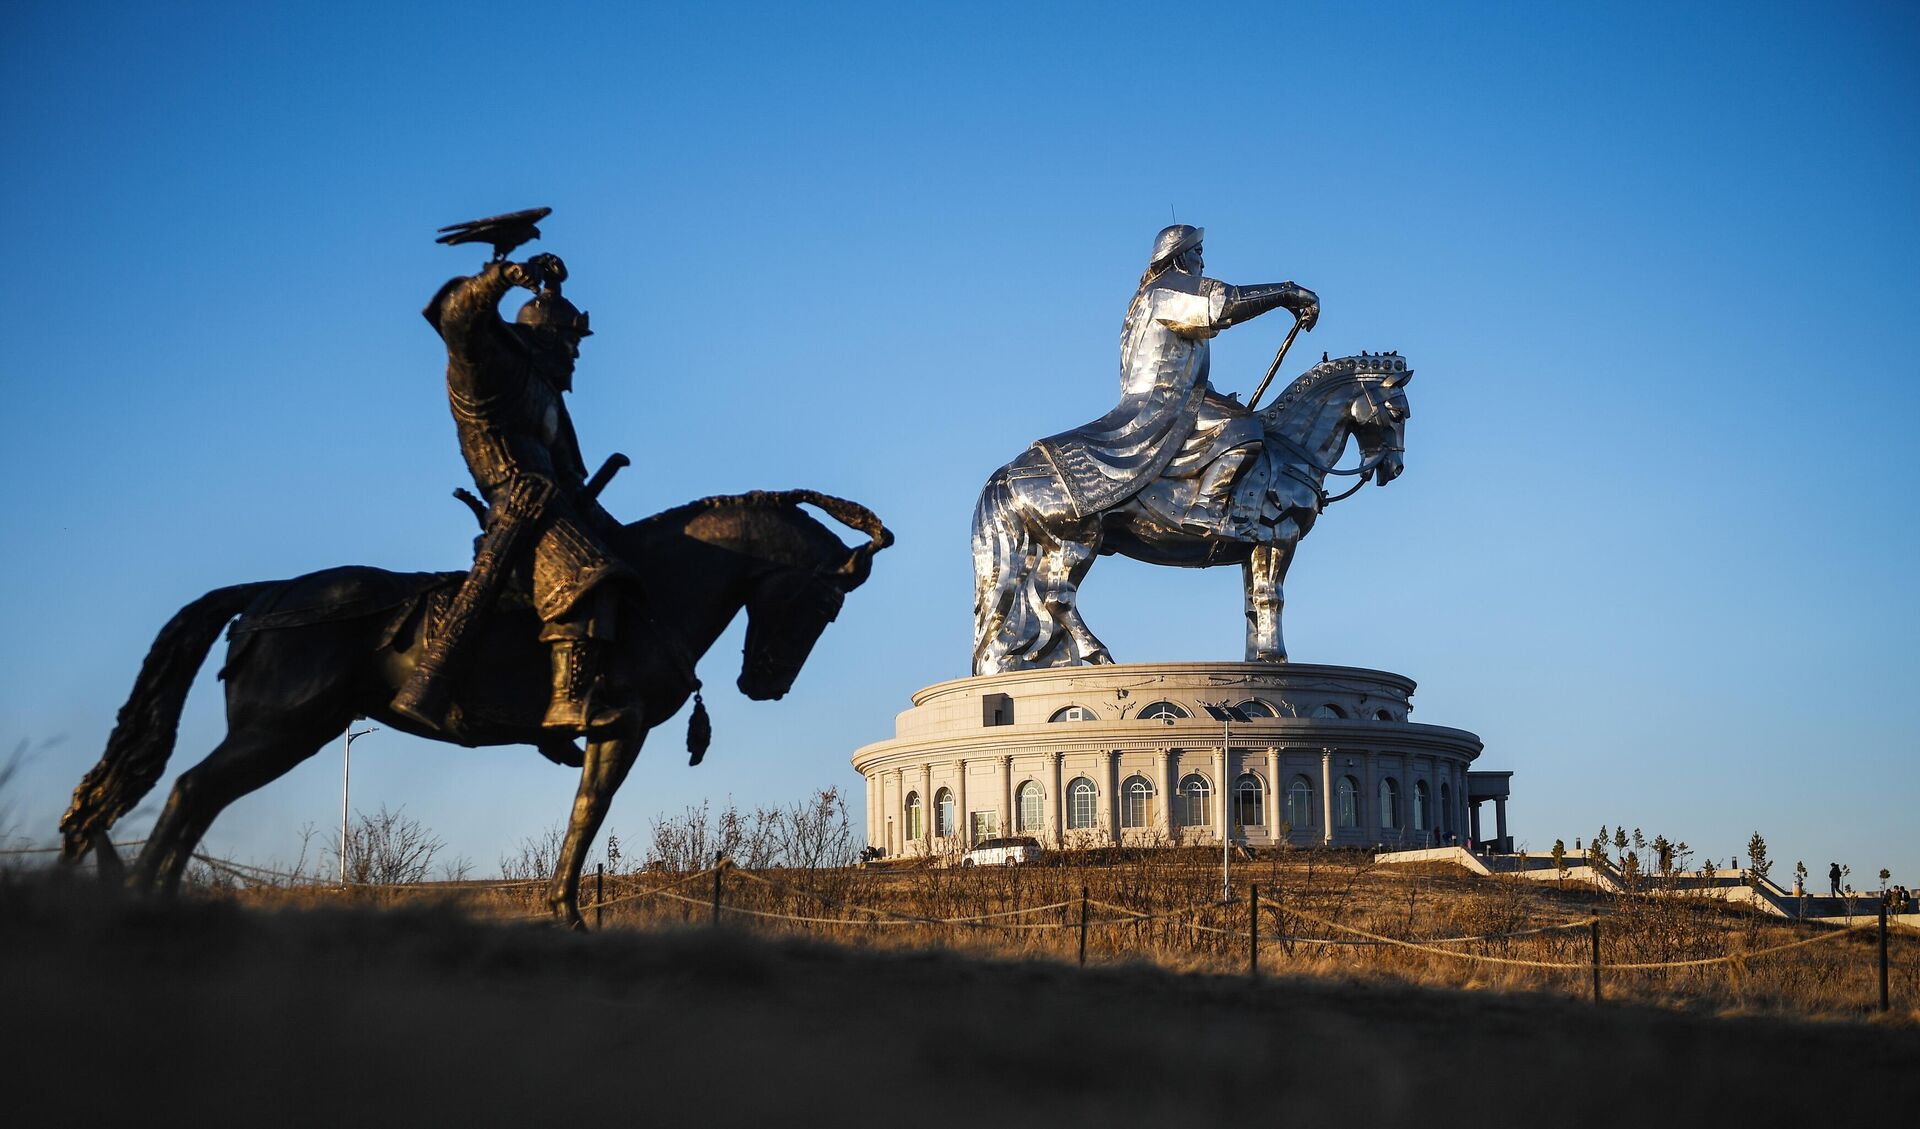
542,639,635,737
1187,448,1254,534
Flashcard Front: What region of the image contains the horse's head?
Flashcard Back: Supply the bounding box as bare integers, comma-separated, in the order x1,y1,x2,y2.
735,492,894,701
1262,351,1413,489
1346,362,1413,486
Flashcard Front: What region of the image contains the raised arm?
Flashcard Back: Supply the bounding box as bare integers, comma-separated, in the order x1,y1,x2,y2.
1206,279,1320,331
424,258,551,357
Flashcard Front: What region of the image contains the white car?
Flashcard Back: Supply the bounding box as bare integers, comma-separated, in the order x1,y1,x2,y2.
960,836,1043,867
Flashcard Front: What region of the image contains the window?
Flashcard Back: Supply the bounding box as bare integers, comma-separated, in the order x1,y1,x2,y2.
1175,774,1211,828
1336,776,1358,828
1379,777,1400,831
1375,708,1394,721
1235,699,1277,718
1311,703,1346,719
1439,782,1453,835
971,811,998,841
904,792,922,840
1286,776,1314,831
1017,781,1044,833
1139,701,1189,721
1049,705,1096,722
1413,780,1430,833
934,788,955,837
1067,777,1098,830
1234,773,1264,830
1122,775,1154,828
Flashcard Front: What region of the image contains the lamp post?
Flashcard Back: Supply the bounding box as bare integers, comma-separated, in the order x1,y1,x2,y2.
1203,703,1251,902
339,723,378,884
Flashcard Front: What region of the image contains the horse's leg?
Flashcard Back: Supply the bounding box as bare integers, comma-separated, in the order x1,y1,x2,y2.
1048,531,1112,664
135,720,339,895
1243,539,1298,662
548,733,644,929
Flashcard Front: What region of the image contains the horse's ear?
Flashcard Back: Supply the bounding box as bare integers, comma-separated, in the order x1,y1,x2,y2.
834,529,894,589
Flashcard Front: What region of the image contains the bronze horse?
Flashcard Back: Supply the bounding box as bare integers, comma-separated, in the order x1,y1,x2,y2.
59,490,891,927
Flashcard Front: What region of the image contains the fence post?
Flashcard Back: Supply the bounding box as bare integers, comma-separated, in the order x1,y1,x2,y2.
1590,918,1603,1004
1079,885,1090,967
712,864,723,928
1881,903,1891,1013
595,863,605,931
1249,884,1260,981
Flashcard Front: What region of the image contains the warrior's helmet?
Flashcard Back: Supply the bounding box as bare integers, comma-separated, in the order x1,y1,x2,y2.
516,290,593,339
1149,223,1204,269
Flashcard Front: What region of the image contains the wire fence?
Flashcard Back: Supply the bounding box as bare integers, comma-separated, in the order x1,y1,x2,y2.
12,842,1911,1013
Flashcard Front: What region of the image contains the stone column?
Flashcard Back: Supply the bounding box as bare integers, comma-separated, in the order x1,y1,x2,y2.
1494,797,1509,853
1265,747,1281,843
956,758,970,847
1000,754,1013,839
891,769,904,854
1106,749,1121,845
1050,751,1065,847
920,763,932,853
1152,748,1167,837
1469,801,1482,848
1217,745,1229,844
1320,747,1334,845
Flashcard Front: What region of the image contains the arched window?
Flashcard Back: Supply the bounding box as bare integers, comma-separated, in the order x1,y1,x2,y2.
1286,776,1314,831
1174,774,1211,828
904,792,923,840
1049,705,1096,722
1235,699,1277,718
1121,775,1154,829
1234,773,1264,830
1336,776,1358,828
934,787,956,837
1139,701,1189,721
1067,777,1098,830
1439,782,1453,835
1375,708,1394,721
1311,703,1346,719
1016,781,1044,833
1413,780,1430,833
1379,777,1400,831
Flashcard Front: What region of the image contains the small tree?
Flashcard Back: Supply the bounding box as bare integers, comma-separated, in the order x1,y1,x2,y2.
1551,839,1568,887
1880,867,1891,896
1746,832,1771,886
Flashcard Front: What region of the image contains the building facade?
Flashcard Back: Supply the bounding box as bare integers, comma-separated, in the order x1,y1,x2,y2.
852,662,1506,858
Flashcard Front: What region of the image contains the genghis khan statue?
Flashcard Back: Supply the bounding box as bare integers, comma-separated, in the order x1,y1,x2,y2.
1033,224,1318,538
392,225,641,738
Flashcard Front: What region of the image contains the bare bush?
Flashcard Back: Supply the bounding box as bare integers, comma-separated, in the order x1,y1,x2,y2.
330,805,444,885
500,824,566,882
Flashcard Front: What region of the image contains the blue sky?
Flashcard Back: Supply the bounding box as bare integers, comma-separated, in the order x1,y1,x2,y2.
3,2,1915,885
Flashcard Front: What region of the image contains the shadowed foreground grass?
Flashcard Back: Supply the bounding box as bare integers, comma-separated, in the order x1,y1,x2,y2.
2,874,1912,1127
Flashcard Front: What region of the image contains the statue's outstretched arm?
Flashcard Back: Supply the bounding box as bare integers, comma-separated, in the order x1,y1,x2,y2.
1211,280,1320,331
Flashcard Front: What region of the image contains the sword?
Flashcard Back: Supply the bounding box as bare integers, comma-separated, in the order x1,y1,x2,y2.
583,452,629,500
1247,314,1304,412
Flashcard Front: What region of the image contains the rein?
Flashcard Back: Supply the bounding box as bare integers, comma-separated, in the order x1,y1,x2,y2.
1267,429,1403,510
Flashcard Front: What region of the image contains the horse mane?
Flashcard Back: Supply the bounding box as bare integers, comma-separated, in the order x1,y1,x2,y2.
633,490,893,556
1261,351,1412,420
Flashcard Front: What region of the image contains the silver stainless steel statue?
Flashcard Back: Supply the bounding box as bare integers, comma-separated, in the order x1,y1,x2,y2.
971,224,1412,674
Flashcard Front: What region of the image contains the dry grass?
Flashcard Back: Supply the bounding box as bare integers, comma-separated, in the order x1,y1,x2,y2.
204,846,1917,1024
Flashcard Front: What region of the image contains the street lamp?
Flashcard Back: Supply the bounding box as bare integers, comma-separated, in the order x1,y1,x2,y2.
339,722,378,884
1202,702,1251,902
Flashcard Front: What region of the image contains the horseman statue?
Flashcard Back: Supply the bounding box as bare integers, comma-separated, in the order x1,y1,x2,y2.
392,208,641,737
973,224,1412,674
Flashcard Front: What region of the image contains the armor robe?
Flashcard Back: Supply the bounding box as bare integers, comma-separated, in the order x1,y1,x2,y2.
1033,267,1271,522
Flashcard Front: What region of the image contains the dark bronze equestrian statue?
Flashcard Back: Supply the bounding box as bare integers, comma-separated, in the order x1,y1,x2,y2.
58,210,892,927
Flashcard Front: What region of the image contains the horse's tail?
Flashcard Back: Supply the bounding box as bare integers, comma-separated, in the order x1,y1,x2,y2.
59,581,278,864
971,468,1050,674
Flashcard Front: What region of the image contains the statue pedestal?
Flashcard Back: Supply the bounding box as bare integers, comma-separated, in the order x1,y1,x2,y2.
851,662,1489,858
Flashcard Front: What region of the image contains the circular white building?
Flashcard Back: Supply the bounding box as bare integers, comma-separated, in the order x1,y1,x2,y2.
853,661,1511,858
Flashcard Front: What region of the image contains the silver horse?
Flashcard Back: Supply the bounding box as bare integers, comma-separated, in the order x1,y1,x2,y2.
971,351,1412,674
